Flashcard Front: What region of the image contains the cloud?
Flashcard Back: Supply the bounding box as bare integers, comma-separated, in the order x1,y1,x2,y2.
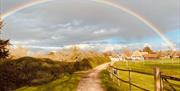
93,29,105,34
1,0,179,51
18,43,127,52
11,40,40,45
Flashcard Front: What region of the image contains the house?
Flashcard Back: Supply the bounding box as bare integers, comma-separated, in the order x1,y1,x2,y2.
141,52,148,56
160,51,180,59
144,53,159,60
131,51,145,60
160,54,171,59
121,52,132,60
171,51,180,58
110,55,125,62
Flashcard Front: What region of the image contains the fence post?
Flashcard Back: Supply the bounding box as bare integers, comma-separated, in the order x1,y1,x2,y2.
129,69,132,91
112,68,115,82
154,67,161,91
161,75,163,91
109,66,112,79
116,70,119,86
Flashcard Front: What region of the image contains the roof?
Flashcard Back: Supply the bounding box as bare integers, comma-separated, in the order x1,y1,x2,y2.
141,52,148,55
131,51,143,57
144,54,158,58
171,51,180,56
110,55,124,58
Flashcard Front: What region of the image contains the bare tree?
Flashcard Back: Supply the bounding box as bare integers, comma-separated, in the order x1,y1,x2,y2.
122,47,132,57
0,18,10,59
0,19,3,29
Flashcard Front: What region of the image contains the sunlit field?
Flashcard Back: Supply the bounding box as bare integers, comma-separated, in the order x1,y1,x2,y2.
111,59,180,91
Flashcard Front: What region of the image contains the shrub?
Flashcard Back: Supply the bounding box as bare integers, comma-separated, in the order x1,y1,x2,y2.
0,55,110,91
0,57,74,91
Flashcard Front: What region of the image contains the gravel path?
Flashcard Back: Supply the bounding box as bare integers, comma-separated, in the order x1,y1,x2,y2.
77,63,109,91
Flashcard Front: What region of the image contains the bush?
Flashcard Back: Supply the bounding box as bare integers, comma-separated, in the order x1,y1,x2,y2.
0,56,110,91
0,57,74,91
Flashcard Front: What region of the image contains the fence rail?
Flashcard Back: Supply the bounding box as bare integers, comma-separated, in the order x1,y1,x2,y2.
109,71,149,91
109,65,153,76
161,75,180,81
108,65,180,91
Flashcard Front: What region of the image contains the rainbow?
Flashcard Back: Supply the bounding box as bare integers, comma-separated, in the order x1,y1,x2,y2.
0,0,176,50
1,0,50,19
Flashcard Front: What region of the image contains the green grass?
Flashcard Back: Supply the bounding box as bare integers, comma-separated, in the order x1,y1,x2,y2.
16,71,86,91
102,59,180,91
114,59,180,76
100,70,125,91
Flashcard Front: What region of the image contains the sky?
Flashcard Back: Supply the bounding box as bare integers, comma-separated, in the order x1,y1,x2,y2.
0,0,180,52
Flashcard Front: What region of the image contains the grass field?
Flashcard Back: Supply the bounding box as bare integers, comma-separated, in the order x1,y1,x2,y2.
16,71,86,91
102,59,180,91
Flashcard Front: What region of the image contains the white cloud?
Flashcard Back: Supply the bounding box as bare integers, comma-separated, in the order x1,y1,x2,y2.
50,23,71,29
2,0,179,51
144,43,152,48
93,29,105,34
51,36,58,40
11,40,39,45
20,44,127,52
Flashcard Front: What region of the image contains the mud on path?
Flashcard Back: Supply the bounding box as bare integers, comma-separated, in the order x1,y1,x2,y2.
77,63,109,91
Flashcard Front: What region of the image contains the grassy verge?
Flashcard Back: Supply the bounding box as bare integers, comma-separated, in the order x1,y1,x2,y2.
16,72,86,91
100,70,124,91
112,59,180,91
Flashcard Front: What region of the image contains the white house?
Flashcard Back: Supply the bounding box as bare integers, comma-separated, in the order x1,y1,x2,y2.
110,55,125,62
131,51,145,60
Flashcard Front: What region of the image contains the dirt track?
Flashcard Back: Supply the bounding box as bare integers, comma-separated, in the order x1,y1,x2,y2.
77,63,109,91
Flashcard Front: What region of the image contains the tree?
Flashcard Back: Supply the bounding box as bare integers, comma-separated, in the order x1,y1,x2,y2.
9,45,28,59
122,47,132,57
0,19,3,29
143,46,153,53
0,18,10,59
69,46,82,62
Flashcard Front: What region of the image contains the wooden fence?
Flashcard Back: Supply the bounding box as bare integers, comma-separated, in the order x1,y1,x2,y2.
108,65,180,91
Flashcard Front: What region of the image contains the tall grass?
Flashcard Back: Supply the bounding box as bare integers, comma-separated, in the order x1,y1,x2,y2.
100,70,126,91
